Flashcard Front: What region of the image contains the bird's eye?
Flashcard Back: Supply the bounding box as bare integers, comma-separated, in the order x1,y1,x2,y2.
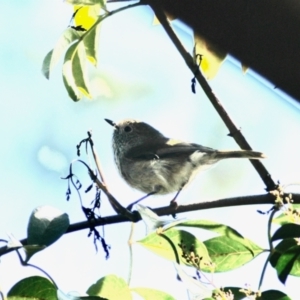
124,125,132,133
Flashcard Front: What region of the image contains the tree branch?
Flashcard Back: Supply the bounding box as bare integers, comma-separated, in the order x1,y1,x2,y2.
148,0,277,192
1,193,299,257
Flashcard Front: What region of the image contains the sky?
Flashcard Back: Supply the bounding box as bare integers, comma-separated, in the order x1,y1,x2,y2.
0,1,300,299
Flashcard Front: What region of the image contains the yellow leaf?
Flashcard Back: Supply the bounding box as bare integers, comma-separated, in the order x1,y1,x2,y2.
194,33,227,80
241,62,249,74
74,5,100,30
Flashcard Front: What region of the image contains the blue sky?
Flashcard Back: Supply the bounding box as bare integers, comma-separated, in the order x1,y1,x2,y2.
0,1,300,299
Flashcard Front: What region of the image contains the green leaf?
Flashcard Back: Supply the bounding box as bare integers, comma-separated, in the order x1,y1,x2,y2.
137,228,211,268
272,223,300,241
270,238,300,278
179,219,263,257
87,275,131,300
221,287,246,300
7,276,56,299
203,236,263,272
178,220,244,239
26,205,69,261
83,22,101,66
274,244,300,283
42,28,82,79
131,288,175,300
273,204,300,225
63,41,91,101
73,42,91,95
270,239,296,268
257,289,292,300
27,206,69,246
79,5,103,66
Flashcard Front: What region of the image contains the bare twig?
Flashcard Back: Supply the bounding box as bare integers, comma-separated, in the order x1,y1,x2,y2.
148,0,277,192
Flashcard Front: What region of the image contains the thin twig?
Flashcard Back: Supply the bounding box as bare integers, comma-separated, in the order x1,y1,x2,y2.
148,0,277,192
91,173,136,220
127,222,135,285
89,138,107,186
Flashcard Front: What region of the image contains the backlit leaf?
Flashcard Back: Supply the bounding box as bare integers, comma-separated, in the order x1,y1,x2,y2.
138,228,211,268
87,275,131,300
272,223,300,241
194,33,227,80
203,236,263,272
63,41,91,101
257,290,292,300
270,239,300,283
8,276,56,299
42,28,82,79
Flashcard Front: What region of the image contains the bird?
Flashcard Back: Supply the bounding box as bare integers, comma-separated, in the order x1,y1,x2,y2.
105,118,265,206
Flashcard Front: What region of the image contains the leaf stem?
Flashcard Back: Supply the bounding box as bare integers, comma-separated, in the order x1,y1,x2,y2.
15,250,59,289
257,208,277,291
127,222,135,285
78,0,144,44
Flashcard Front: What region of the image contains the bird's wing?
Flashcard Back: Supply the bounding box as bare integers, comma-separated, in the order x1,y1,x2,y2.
125,141,216,160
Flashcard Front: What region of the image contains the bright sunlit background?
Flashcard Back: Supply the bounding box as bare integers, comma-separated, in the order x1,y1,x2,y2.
1,1,300,299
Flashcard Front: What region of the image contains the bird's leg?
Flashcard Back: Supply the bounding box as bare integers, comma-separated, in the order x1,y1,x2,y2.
169,188,184,210
169,182,187,210
126,191,157,211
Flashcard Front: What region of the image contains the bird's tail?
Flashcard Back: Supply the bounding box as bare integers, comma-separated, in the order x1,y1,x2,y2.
213,150,266,160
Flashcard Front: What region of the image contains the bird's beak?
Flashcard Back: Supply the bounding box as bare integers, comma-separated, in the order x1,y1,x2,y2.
105,119,118,129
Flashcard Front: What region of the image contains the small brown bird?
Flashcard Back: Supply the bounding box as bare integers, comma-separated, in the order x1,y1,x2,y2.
106,119,265,204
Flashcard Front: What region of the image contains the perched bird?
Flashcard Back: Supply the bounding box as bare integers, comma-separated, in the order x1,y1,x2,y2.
105,119,265,204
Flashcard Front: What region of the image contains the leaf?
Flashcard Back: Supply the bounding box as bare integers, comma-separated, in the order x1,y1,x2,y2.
257,289,292,300
270,239,300,283
72,42,91,95
221,287,246,300
203,236,263,272
136,204,187,233
73,4,103,65
62,41,91,101
272,223,300,241
87,275,131,300
273,204,300,225
179,220,263,257
270,239,296,268
178,220,244,240
194,33,227,80
83,20,101,66
26,206,69,261
42,28,82,79
131,287,176,300
6,232,22,249
137,228,211,268
270,239,300,276
7,276,57,299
